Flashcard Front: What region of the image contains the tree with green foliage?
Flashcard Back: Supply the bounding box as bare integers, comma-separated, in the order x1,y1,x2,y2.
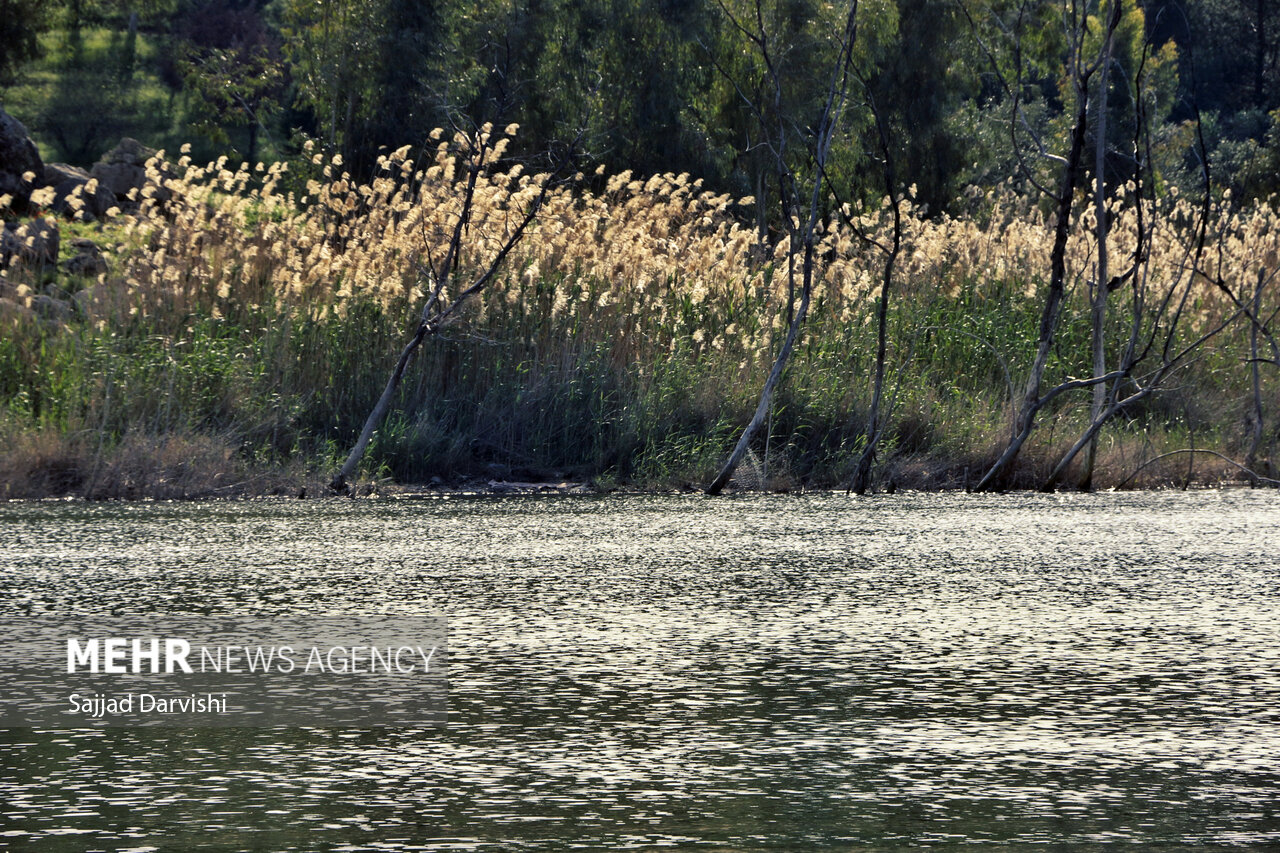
278,0,515,173
864,0,974,212
278,0,384,155
0,0,51,88
698,0,896,224
171,0,284,162
178,46,282,162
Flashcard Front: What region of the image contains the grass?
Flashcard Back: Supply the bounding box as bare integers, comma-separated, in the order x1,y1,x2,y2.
0,130,1276,499
2,28,260,168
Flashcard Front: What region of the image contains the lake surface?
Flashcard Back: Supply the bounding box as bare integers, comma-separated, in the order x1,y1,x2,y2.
2,490,1279,850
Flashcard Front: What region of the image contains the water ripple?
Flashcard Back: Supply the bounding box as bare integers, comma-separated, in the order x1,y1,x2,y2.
1,490,1278,849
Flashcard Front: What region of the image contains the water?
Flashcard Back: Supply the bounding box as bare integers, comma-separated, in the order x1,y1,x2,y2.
1,490,1278,849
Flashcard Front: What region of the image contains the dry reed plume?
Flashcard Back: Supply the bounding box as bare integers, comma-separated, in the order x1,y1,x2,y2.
1,126,1276,494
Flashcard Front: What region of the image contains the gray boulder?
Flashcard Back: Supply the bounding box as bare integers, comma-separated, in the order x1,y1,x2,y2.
91,137,171,206
42,163,116,220
30,293,72,324
62,238,108,276
1,218,60,269
0,108,43,207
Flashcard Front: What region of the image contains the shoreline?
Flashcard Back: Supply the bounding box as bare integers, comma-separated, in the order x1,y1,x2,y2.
4,472,1275,503
5,423,1274,502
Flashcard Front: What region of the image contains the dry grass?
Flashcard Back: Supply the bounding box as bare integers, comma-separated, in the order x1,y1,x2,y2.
0,128,1276,495
0,425,318,499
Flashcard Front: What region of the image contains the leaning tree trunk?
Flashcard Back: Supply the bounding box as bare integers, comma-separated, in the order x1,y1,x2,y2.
848,265,892,495
1245,268,1266,478
329,319,434,492
706,275,812,495
703,0,860,495
970,0,1121,492
974,96,1091,492
328,126,569,493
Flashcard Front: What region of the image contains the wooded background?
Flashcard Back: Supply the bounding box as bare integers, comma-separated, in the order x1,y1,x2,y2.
3,0,1278,211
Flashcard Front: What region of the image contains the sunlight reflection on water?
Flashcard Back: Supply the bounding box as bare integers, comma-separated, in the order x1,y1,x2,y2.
1,490,1278,849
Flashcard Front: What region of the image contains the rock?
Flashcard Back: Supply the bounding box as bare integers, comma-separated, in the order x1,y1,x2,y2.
72,288,95,314
62,238,108,276
42,162,87,185
1,218,60,269
91,137,171,207
1,224,17,264
30,293,71,324
41,163,116,220
0,108,43,209
0,296,36,325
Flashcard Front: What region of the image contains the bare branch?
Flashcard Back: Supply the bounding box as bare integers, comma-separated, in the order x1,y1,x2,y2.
1116,449,1280,489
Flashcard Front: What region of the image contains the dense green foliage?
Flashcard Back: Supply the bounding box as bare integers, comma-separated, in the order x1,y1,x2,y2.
2,0,1278,207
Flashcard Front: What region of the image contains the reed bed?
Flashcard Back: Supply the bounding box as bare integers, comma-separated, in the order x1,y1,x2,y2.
1,127,1276,496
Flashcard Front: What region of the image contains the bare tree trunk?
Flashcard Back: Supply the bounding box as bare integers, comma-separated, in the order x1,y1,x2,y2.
974,95,1090,491
1041,30,1265,490
848,258,892,494
1079,27,1113,491
850,99,902,495
704,0,860,494
1043,20,1155,492
706,285,812,495
1246,268,1266,477
974,0,1123,492
329,128,572,492
330,321,433,492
